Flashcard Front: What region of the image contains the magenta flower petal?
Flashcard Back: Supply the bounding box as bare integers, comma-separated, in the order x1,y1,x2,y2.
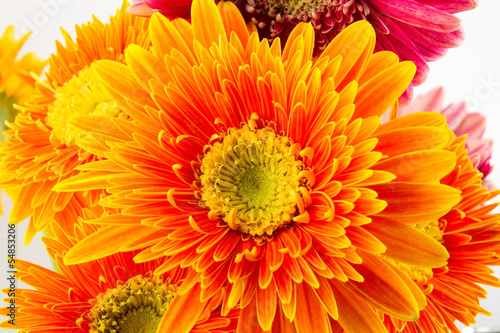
417,0,479,14
369,0,462,33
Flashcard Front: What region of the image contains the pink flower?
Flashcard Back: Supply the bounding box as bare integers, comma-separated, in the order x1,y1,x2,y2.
399,87,494,188
127,0,478,104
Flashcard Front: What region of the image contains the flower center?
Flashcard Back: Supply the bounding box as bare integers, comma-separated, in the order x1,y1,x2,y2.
199,124,310,237
47,66,120,146
251,0,369,23
0,91,17,141
89,275,177,333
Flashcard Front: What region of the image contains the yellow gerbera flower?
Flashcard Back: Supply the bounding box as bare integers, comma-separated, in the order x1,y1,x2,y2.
0,2,150,242
0,26,45,213
0,25,45,140
0,217,239,332
55,0,463,331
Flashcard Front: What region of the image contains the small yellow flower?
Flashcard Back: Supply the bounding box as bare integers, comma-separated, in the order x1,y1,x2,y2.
0,26,45,140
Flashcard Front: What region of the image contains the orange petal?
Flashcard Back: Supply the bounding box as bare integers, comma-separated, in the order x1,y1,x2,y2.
256,283,277,331
159,283,208,333
373,150,457,183
373,126,452,158
374,112,448,134
125,43,169,91
237,295,271,333
312,275,339,320
319,21,375,89
365,217,450,268
283,23,315,67
371,182,462,223
63,225,155,264
330,279,388,333
217,0,250,46
293,283,332,332
357,51,400,86
52,170,114,192
92,60,155,108
348,252,420,321
10,183,38,224
150,14,196,65
192,0,226,48
346,226,387,254
354,61,416,118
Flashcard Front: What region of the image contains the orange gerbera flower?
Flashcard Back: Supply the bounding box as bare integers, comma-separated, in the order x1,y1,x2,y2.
0,26,46,212
0,2,150,243
56,0,463,331
369,136,500,333
0,216,238,332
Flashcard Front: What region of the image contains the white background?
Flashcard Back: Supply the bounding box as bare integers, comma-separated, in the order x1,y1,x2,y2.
0,0,499,332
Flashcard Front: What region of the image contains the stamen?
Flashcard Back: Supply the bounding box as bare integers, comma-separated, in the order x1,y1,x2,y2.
47,67,120,146
89,275,177,333
199,124,313,237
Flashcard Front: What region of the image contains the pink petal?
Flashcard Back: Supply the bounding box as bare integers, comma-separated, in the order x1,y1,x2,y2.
440,101,467,130
400,87,444,115
370,0,462,33
454,112,487,138
417,0,479,14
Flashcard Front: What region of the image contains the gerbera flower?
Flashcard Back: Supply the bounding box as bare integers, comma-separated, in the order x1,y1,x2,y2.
56,0,463,331
397,87,494,189
371,136,500,333
0,25,46,141
0,2,150,242
0,216,238,332
126,0,477,103
0,26,45,213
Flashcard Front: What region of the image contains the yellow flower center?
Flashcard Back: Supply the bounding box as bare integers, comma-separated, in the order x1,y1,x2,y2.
89,275,177,333
200,123,310,237
0,91,17,141
47,66,120,146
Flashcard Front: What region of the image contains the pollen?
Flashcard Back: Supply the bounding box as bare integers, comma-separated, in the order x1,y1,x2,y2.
199,124,313,237
47,66,120,146
89,275,177,333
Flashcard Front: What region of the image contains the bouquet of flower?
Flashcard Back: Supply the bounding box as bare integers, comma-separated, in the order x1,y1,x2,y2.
0,1,498,332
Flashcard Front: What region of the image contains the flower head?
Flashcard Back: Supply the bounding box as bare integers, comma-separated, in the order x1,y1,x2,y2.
56,0,463,331
375,136,500,333
0,26,46,141
0,217,238,332
0,2,150,242
126,0,478,103
398,87,494,189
